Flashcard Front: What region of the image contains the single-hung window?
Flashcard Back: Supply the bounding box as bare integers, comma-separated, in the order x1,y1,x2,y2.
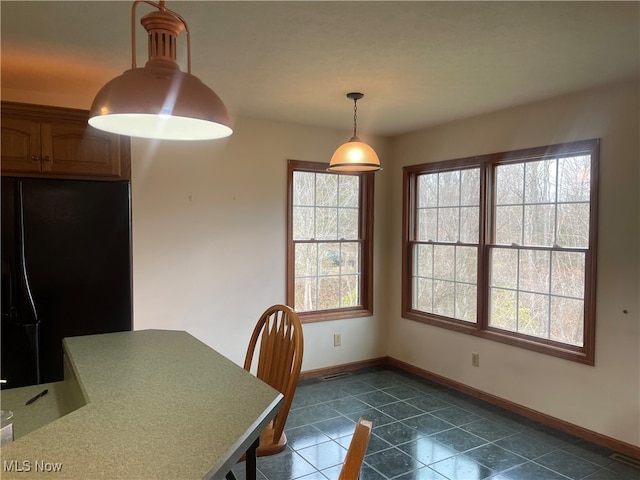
412,167,481,323
287,160,374,322
403,139,599,364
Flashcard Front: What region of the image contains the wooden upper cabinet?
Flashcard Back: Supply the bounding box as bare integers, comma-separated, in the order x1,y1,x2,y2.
1,102,131,180
1,116,41,174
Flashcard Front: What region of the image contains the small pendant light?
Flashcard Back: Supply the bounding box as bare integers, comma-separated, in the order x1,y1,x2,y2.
328,92,381,172
89,1,232,141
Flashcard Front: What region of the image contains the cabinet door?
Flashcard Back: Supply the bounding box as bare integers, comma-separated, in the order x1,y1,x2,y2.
42,122,127,178
1,117,41,173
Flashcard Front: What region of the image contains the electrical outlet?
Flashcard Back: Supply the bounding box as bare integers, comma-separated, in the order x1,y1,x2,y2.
471,352,480,367
334,333,342,347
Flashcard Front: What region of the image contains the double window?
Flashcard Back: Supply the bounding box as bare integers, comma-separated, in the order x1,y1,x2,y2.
287,160,374,322
402,139,599,364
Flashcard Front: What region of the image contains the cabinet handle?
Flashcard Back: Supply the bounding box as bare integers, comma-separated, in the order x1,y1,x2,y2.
31,155,40,162
42,156,51,162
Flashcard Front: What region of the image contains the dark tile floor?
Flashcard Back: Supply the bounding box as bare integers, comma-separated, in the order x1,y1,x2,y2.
231,367,639,480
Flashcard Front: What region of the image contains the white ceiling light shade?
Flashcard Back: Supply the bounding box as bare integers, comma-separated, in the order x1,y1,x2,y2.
89,0,232,141
328,92,381,172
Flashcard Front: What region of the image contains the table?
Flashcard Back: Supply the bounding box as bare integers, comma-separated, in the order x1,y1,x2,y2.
0,330,283,479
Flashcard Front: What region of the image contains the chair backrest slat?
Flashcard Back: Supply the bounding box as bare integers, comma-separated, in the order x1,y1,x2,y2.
257,316,277,380
271,316,289,388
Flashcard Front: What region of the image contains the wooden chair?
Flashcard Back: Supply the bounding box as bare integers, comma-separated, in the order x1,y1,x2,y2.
226,305,304,480
339,417,373,480
244,304,304,457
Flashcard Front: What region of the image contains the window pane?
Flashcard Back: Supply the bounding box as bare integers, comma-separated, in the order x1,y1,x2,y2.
305,241,362,311
495,205,523,245
460,206,479,244
518,292,549,339
316,207,337,240
490,248,518,289
341,242,360,274
338,207,358,240
293,206,314,240
295,243,317,277
461,169,480,206
456,247,477,284
418,173,438,208
438,207,459,242
456,283,477,323
414,277,433,312
434,245,455,281
316,174,338,207
293,172,315,206
418,208,437,242
490,287,517,332
338,175,359,207
496,163,524,205
492,249,556,339
413,244,477,323
433,280,454,317
295,277,317,312
550,297,584,346
523,204,555,246
319,243,341,275
340,275,359,307
416,244,433,278
558,155,590,202
417,168,480,245
525,159,556,204
557,203,590,248
318,276,340,310
551,251,585,298
438,171,460,207
519,249,550,294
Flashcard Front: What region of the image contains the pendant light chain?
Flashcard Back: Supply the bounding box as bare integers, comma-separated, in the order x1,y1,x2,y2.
352,98,358,138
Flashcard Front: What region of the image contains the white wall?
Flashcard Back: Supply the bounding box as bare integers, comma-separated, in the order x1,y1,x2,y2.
130,117,390,370
386,79,640,447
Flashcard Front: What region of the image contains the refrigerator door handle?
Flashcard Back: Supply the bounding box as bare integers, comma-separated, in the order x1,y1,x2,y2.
17,181,42,384
17,182,39,324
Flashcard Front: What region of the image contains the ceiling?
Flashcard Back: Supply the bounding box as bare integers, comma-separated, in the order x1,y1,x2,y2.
1,1,638,136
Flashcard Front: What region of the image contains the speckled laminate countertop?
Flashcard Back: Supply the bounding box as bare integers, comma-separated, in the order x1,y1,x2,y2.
0,330,283,479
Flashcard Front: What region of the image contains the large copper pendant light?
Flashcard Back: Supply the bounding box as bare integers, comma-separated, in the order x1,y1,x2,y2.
328,92,381,172
89,1,232,141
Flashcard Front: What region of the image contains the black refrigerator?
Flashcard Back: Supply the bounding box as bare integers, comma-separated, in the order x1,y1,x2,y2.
1,177,132,388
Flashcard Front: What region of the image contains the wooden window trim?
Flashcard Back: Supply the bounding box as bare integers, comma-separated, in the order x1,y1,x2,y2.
402,139,599,364
287,159,374,323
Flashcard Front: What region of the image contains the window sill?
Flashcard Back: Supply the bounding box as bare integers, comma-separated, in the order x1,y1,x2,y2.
402,310,593,365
